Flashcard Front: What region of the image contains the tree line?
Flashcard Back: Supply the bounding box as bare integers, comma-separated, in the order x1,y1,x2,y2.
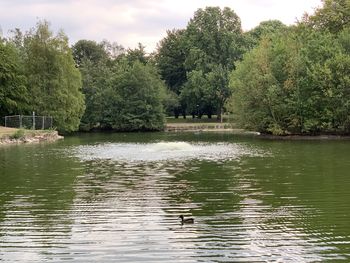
1,0,349,134
229,0,350,135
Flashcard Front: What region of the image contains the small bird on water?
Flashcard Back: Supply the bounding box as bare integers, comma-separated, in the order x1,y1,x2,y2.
179,215,194,224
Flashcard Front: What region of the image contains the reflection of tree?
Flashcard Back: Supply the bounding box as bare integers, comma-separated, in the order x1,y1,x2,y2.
2,136,348,261
236,141,350,259
163,161,243,219
0,144,82,260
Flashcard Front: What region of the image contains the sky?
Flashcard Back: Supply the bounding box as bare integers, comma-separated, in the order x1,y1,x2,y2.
0,0,322,52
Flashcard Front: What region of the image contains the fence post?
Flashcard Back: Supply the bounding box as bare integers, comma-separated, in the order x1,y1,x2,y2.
42,117,45,130
4,116,7,127
20,115,22,128
32,112,35,130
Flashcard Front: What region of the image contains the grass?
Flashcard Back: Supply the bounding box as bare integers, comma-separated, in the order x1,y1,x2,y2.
0,126,20,138
9,129,26,139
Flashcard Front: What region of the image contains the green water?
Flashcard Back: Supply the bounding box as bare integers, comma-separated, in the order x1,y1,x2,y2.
1,132,350,262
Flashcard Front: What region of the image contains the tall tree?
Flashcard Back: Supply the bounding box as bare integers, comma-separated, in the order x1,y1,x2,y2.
245,20,288,49
72,39,112,130
229,25,350,135
0,39,28,117
21,21,85,132
108,60,166,131
155,29,187,117
72,39,108,67
185,6,244,71
182,6,245,120
124,43,148,65
305,0,350,33
156,29,187,94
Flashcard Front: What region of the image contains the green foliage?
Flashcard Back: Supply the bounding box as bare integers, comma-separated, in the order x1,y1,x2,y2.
163,89,180,117
305,0,350,33
184,7,244,119
9,129,25,139
124,43,148,65
72,39,108,67
229,17,350,135
108,61,165,131
11,21,85,132
180,70,213,118
185,6,244,71
156,29,187,95
74,38,165,131
155,6,245,120
245,20,288,49
0,39,28,116
72,40,112,131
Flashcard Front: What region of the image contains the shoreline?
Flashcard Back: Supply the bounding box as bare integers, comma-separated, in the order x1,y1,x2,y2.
165,124,350,140
0,129,63,146
257,134,350,140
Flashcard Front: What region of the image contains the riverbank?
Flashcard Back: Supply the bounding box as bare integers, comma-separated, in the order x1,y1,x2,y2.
164,123,350,140
0,126,63,145
165,123,234,132
258,134,350,140
165,123,261,136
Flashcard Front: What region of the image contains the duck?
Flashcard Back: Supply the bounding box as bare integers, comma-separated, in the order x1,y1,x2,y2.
179,215,194,224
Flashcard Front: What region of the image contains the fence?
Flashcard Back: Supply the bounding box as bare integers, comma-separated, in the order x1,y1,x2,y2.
3,114,53,130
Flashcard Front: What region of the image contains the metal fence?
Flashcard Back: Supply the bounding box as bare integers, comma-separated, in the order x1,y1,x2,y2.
3,114,53,130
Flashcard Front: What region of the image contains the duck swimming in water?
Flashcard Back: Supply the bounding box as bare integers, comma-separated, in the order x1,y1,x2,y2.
179,215,194,224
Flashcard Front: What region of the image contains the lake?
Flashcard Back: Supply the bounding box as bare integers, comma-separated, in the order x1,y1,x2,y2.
1,132,350,262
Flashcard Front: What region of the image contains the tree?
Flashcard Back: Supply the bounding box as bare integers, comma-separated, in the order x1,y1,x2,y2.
229,25,350,135
78,59,113,130
72,39,108,67
245,20,288,49
305,0,350,33
180,70,213,118
0,39,28,117
108,60,166,131
155,29,187,117
185,6,243,70
124,43,148,65
100,40,125,59
182,6,245,120
72,39,113,130
156,29,187,94
21,21,85,132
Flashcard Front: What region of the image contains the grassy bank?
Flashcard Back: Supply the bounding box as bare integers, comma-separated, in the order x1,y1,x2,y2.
0,126,62,145
0,127,20,138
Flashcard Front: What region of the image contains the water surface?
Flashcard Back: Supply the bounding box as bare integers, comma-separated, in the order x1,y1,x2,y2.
1,132,350,262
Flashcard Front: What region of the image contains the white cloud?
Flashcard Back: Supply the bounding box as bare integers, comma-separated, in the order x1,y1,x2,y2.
0,0,322,52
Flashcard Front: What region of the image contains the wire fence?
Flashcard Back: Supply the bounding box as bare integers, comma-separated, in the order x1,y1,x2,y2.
3,114,53,130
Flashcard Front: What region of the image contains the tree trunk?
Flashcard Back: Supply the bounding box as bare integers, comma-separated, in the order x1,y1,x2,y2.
174,109,179,119
220,110,223,123
217,107,223,123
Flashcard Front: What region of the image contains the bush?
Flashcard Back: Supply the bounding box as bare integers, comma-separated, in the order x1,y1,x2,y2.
10,129,26,139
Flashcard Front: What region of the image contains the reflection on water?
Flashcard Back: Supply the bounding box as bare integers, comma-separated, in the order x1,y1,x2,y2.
1,133,350,262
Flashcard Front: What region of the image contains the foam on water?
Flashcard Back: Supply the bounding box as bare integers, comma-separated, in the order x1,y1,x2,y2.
72,141,261,163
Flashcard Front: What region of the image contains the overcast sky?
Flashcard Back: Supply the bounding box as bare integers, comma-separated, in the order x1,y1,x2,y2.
0,0,322,52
